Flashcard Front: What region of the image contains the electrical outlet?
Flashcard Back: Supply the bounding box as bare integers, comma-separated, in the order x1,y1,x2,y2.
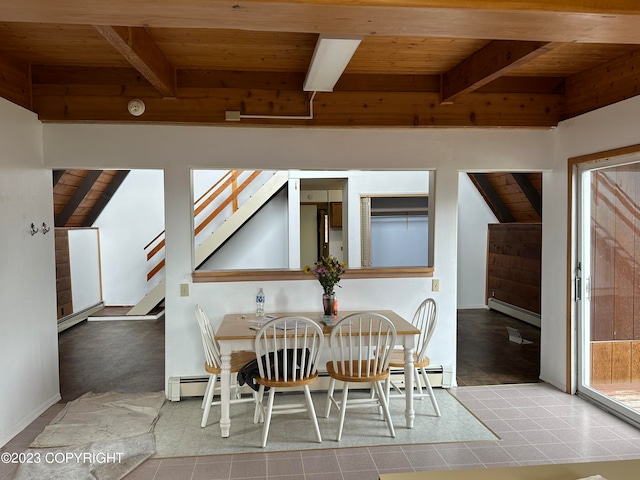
432,279,440,292
180,283,189,297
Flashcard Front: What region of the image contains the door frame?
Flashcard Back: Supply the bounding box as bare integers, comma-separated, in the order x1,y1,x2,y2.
568,142,640,426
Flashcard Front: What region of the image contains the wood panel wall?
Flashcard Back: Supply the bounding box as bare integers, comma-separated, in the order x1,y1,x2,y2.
590,165,640,342
487,223,541,314
589,165,640,385
55,228,72,319
591,341,640,384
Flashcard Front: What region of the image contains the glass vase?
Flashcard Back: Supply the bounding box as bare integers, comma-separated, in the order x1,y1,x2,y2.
322,293,335,316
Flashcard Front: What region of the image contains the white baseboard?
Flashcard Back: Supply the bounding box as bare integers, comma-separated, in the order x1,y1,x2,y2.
0,392,61,448
88,309,164,321
456,304,489,310
538,375,567,393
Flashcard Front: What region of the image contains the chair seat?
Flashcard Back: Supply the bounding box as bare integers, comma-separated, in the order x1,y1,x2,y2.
204,350,256,375
388,349,430,369
326,360,389,383
256,371,318,388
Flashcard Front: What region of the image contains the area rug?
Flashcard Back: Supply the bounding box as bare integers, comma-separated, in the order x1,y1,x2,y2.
153,388,499,457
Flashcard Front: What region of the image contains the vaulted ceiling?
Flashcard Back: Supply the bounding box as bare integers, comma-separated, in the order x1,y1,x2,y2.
2,1,640,128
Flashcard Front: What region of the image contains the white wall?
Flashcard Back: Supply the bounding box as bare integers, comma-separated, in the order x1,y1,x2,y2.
199,188,289,270
457,173,498,308
93,169,164,306
371,216,428,267
43,124,554,390
0,99,59,447
68,228,102,311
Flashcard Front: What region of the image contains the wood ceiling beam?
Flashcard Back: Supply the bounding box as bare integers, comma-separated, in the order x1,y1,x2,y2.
83,170,130,227
93,26,176,98
564,48,640,120
441,41,561,103
0,52,31,110
468,173,516,223
31,66,565,95
3,1,640,44
511,173,542,218
31,86,563,127
55,170,102,227
29,66,567,126
52,170,65,186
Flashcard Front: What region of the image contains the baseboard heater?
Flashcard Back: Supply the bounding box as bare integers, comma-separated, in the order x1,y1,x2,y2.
57,302,104,333
488,298,541,328
168,365,452,401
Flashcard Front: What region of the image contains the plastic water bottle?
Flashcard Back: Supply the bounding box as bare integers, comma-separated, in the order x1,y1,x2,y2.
255,288,265,317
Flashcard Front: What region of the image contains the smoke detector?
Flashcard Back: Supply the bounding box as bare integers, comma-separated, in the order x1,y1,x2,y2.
127,99,146,117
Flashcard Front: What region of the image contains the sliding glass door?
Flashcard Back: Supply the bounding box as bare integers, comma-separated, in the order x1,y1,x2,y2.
576,157,640,426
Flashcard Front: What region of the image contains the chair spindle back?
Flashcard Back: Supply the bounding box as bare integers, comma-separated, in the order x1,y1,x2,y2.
254,316,324,383
195,304,222,369
329,312,397,377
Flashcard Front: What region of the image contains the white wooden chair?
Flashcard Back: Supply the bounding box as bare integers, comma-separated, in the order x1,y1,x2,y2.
385,298,441,416
195,304,257,428
253,316,324,448
325,312,397,441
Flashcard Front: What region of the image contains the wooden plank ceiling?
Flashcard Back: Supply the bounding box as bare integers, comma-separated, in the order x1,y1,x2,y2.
53,170,129,227
468,172,542,223
1,1,640,128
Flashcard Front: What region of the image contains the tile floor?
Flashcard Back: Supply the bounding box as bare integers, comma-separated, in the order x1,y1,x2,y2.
2,382,640,479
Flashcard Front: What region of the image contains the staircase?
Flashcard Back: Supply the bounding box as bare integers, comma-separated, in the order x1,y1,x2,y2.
127,170,289,315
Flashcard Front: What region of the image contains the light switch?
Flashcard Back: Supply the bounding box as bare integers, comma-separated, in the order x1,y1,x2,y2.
180,283,189,297
432,279,440,292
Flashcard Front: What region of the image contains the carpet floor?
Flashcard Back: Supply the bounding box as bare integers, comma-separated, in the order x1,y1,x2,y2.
153,388,498,457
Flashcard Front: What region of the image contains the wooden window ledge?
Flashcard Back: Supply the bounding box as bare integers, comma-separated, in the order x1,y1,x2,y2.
192,267,433,283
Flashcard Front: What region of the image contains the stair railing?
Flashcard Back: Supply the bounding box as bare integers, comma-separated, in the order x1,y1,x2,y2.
144,170,263,281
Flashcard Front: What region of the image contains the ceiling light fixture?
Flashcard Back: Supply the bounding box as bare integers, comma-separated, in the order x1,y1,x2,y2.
303,34,363,92
224,33,361,122
127,98,146,116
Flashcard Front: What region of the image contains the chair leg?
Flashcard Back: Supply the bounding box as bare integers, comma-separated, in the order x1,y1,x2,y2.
200,374,217,428
420,367,441,417
261,388,276,447
325,378,336,418
230,373,239,399
378,379,388,416
254,385,265,424
336,383,350,442
202,374,213,409
303,385,322,443
414,367,424,398
384,376,391,403
252,389,264,423
374,380,395,437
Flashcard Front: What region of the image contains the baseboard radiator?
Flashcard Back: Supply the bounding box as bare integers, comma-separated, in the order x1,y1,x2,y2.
168,365,452,401
487,298,541,328
57,302,104,333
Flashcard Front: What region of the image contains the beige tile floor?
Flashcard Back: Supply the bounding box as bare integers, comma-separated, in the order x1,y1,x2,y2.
2,383,640,480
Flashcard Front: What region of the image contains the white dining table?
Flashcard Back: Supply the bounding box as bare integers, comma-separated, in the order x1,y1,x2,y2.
215,310,420,438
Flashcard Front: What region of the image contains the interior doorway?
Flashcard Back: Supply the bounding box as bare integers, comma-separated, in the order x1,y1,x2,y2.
299,178,345,267
456,171,542,386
